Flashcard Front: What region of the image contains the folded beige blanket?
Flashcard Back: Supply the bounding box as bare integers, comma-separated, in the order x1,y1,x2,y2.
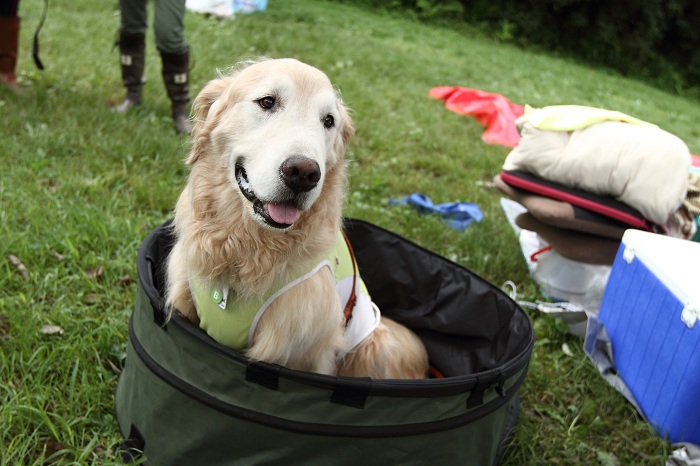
503,112,690,225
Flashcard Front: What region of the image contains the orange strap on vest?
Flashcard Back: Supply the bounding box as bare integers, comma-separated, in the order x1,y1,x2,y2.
341,230,357,325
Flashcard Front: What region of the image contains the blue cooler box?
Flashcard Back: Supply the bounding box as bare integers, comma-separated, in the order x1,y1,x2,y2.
598,230,700,443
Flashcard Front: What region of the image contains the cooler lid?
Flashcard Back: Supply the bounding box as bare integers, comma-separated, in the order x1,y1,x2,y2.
620,230,700,328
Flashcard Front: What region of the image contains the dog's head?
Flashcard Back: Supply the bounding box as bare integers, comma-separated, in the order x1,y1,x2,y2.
186,58,354,230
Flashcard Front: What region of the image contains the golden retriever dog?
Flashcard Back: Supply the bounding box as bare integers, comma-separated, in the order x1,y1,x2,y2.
165,58,428,379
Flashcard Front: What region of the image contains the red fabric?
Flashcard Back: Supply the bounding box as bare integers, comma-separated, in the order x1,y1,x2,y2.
429,86,524,148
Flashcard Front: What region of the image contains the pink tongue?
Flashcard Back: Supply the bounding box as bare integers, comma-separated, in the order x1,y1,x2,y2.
266,203,302,225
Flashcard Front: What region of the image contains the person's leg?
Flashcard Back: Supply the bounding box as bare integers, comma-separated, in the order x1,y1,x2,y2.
0,0,21,89
153,0,188,53
114,0,148,112
154,0,191,133
119,0,148,36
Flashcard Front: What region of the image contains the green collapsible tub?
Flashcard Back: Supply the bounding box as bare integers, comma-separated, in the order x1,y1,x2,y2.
115,218,535,465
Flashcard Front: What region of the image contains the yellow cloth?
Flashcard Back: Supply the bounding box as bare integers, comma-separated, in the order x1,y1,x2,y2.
520,104,658,132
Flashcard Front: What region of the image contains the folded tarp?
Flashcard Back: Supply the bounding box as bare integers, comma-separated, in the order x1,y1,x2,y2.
429,87,524,148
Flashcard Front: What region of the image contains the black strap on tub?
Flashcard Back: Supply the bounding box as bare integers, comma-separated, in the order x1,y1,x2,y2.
467,375,486,408
246,361,281,390
330,377,372,409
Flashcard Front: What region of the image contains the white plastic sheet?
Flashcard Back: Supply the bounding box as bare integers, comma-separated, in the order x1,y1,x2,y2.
185,0,234,18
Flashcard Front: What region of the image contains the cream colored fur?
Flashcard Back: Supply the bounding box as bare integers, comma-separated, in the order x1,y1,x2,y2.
166,58,428,379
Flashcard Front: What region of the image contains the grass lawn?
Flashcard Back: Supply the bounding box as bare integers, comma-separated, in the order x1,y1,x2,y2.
2,0,699,464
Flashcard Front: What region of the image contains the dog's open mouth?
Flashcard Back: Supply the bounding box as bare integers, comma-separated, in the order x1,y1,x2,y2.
235,164,302,229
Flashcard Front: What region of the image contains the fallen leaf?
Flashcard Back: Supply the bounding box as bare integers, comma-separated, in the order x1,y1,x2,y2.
562,342,574,357
91,441,108,456
106,359,122,376
0,313,9,338
38,177,59,192
51,250,65,261
117,275,134,288
7,255,29,280
596,450,620,466
42,439,68,464
84,266,104,281
40,324,64,336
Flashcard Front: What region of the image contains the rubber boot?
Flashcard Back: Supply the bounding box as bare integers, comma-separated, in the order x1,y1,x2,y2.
114,32,146,113
160,48,192,134
0,16,20,89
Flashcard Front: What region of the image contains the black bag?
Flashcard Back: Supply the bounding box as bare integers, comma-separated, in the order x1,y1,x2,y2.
115,218,534,465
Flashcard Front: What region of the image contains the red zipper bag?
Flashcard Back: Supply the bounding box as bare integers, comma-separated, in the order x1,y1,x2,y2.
499,170,654,232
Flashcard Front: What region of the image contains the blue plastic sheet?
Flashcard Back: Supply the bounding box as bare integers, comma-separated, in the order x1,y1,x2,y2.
390,193,483,231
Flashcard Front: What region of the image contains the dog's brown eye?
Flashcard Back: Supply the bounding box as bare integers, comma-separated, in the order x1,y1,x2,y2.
257,96,275,109
323,115,334,129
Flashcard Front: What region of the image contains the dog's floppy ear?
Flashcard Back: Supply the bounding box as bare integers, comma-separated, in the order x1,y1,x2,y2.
187,76,234,165
333,99,355,160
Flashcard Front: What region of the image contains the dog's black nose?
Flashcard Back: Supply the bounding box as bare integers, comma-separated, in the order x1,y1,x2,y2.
280,156,321,193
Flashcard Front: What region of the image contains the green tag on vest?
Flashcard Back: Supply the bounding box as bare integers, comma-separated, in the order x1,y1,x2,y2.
211,288,224,304
210,287,229,310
